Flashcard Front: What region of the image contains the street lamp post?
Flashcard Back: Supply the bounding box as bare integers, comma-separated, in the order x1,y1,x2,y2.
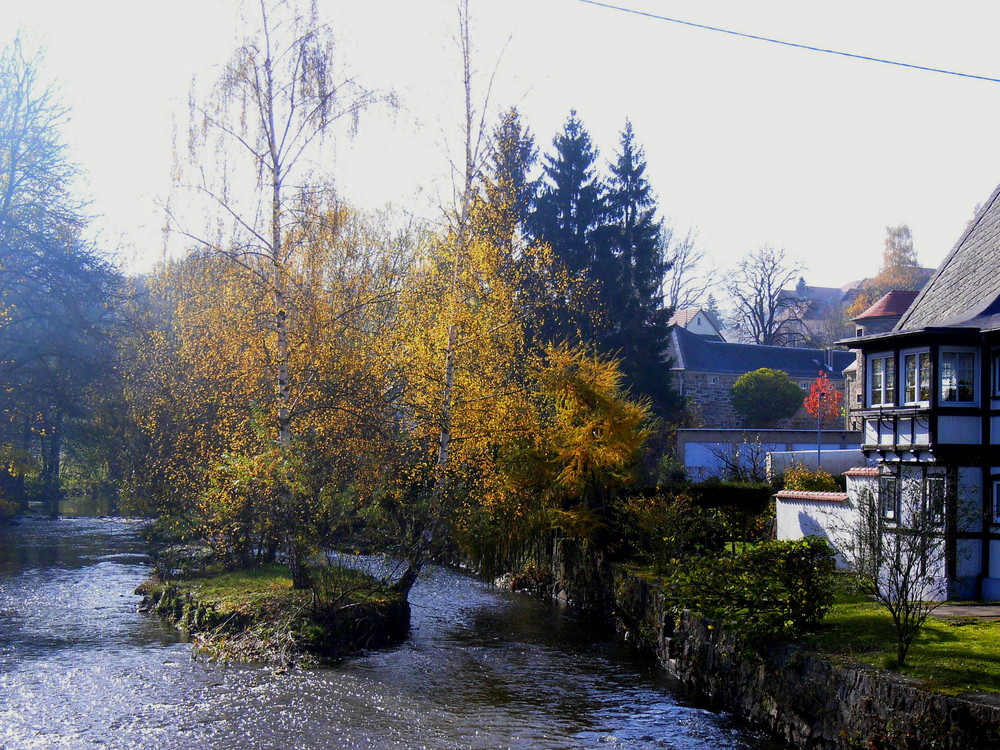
816,390,825,470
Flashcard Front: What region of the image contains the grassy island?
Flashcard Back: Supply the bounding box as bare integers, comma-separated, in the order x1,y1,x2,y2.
138,563,409,667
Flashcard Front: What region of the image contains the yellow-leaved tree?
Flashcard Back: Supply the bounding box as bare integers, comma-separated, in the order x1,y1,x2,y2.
383,1,574,594
121,203,409,581
159,0,384,586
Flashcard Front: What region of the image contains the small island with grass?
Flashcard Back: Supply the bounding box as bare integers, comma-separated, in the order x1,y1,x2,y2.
138,561,409,667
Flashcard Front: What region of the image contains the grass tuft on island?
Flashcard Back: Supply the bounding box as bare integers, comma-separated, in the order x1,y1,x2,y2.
138,563,409,667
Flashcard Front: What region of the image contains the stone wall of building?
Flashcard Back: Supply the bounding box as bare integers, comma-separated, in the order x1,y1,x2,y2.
680,370,846,430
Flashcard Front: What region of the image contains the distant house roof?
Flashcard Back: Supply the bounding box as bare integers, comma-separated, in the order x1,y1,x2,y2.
854,290,920,321
669,306,725,341
669,308,702,327
782,284,848,308
896,182,1000,332
668,326,854,379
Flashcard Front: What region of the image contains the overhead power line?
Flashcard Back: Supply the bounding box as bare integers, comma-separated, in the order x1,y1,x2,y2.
576,0,1000,84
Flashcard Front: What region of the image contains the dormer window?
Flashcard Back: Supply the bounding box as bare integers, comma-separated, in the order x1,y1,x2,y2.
903,349,931,404
868,353,895,406
940,348,976,404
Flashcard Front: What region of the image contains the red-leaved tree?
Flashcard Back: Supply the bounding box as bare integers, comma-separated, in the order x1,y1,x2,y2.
804,371,843,427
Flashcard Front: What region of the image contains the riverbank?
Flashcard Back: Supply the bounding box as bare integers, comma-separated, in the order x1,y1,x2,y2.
138,563,410,666
544,540,1000,750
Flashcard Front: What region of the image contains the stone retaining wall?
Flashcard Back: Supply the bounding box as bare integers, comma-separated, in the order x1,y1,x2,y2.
551,539,1000,749
612,569,1000,749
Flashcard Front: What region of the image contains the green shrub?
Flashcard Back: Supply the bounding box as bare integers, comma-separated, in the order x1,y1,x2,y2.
687,479,774,513
783,463,839,492
730,368,803,427
617,492,725,573
666,536,837,643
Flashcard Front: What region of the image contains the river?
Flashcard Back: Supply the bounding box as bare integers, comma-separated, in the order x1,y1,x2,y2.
0,518,779,749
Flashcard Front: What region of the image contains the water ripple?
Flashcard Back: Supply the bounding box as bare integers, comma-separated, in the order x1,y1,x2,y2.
0,519,779,749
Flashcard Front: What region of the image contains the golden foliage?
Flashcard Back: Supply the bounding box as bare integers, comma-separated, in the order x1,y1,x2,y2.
533,343,653,510
119,204,407,551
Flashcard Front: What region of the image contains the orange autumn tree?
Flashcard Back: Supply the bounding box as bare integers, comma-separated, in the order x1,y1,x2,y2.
847,225,927,318
803,371,843,427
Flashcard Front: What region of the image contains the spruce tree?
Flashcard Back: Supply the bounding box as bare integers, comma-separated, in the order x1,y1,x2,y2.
528,110,604,274
601,121,674,417
481,106,536,252
527,110,607,340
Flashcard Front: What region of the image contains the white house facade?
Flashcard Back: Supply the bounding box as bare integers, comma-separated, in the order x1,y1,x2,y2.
841,183,1000,601
778,182,1000,601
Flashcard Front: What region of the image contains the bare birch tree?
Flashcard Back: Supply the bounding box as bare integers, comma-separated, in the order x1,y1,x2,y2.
172,0,377,586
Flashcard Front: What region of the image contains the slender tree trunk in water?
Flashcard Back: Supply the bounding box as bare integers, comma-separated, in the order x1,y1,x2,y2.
394,4,475,598
393,324,457,597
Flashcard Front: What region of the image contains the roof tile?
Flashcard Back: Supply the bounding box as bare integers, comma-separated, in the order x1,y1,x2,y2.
775,490,848,503
897,182,1000,330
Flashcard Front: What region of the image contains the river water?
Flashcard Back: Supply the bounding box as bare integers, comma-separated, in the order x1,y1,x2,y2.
0,518,778,750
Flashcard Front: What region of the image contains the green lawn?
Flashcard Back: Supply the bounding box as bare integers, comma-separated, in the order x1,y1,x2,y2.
801,593,1000,695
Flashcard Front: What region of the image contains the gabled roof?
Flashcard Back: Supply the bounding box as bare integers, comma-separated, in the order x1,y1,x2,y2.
855,290,920,321
669,306,725,341
669,306,723,330
897,182,1000,331
668,326,854,379
669,307,702,326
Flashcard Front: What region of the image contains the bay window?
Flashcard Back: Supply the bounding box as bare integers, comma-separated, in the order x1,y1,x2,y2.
868,353,895,406
940,349,976,403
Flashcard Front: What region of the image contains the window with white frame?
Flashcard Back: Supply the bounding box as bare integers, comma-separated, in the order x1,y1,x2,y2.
903,349,931,404
940,348,976,404
868,353,896,406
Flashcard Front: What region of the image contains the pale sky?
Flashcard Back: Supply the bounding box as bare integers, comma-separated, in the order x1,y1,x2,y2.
6,0,1000,290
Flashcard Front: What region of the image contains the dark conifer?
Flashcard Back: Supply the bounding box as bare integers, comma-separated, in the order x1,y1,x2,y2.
601,121,675,417
527,111,605,275
526,111,607,340
482,106,536,252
